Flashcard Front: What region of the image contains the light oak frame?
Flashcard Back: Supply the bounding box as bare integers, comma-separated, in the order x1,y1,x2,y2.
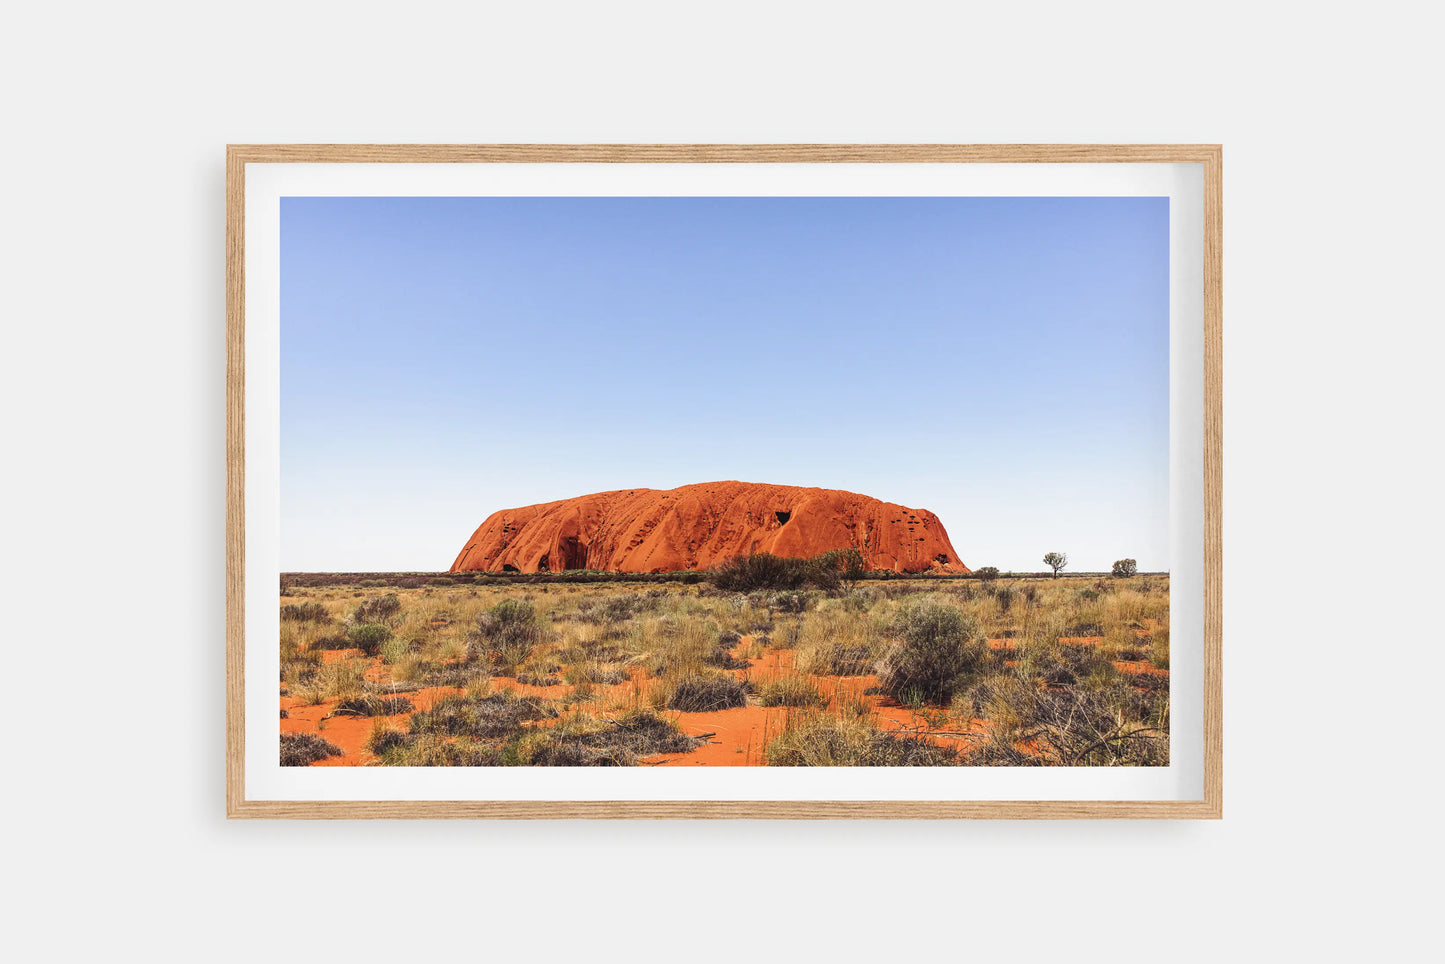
227,144,1222,819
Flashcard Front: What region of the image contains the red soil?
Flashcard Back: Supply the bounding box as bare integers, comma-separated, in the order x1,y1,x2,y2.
281,685,463,766
449,480,968,575
279,635,1166,767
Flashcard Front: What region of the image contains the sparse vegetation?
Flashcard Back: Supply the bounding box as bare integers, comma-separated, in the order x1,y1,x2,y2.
708,552,850,592
281,570,1170,767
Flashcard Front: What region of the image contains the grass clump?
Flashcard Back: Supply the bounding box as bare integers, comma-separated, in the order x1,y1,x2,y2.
310,634,355,651
407,690,557,740
525,709,703,766
330,694,414,717
562,661,629,686
765,714,961,766
757,676,824,707
960,678,1167,766
1149,626,1171,669
374,733,503,766
705,632,750,669
290,659,368,705
280,732,342,766
656,672,749,712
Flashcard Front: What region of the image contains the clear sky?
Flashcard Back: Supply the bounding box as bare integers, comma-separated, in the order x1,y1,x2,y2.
281,196,1169,573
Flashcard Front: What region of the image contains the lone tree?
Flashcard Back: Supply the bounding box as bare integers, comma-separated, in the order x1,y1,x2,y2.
1111,558,1138,578
1043,552,1068,578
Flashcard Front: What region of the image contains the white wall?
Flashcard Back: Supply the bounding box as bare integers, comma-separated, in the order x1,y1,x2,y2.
3,2,1436,960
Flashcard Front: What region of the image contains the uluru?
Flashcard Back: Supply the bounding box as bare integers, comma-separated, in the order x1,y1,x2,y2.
449,481,968,575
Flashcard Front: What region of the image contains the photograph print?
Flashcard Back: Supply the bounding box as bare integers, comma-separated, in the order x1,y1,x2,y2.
275,191,1175,772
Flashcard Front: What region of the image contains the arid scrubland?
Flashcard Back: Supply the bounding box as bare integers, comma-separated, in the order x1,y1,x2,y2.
279,565,1169,767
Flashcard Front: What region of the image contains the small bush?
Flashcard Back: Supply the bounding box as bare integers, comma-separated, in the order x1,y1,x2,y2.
1111,558,1139,578
994,587,1015,614
577,594,656,623
877,603,991,704
469,599,539,669
973,567,1000,583
352,594,402,626
280,602,331,623
348,623,393,657
366,725,414,757
709,553,842,592
280,732,342,766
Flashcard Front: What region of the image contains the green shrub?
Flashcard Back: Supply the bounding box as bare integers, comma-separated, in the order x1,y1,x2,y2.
347,623,393,656
877,603,991,704
1111,558,1139,578
352,593,402,625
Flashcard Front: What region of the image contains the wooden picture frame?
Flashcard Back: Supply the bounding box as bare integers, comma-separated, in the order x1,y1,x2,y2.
228,144,1221,818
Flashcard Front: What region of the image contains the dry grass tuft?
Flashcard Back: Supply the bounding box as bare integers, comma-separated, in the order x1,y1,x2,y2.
280,732,342,766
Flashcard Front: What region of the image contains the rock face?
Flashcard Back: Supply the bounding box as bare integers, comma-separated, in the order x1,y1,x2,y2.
449,481,968,575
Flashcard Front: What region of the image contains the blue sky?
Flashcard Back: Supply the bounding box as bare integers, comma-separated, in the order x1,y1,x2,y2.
281,196,1168,572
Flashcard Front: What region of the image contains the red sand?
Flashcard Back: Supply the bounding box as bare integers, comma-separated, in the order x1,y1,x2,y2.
279,634,1166,767
449,480,968,575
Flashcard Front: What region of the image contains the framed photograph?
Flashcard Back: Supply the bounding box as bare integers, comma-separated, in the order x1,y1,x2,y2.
227,144,1221,818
